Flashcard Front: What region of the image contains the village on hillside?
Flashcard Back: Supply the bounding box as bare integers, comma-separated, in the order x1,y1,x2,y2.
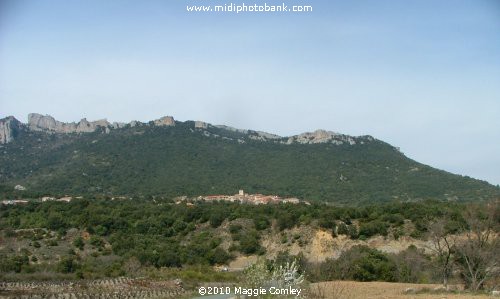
2,188,310,206
178,190,310,205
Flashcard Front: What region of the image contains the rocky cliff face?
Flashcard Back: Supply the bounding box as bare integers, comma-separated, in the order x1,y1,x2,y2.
153,116,175,126
28,113,112,133
194,121,208,129
0,113,178,143
287,130,361,145
0,116,21,144
1,113,373,146
26,114,177,131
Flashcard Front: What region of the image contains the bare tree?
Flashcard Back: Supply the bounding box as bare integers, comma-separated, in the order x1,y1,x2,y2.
392,245,430,283
426,218,454,289
455,202,499,291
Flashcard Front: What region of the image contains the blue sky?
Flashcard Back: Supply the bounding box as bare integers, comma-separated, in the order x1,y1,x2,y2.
0,0,499,185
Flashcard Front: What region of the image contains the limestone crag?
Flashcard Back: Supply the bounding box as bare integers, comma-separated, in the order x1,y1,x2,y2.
28,113,112,134
214,125,367,145
1,113,372,146
194,121,208,129
112,122,127,129
286,129,361,145
288,129,340,144
153,116,175,126
129,120,141,127
0,116,21,144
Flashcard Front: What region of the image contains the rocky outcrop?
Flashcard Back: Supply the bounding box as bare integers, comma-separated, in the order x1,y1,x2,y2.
130,120,141,127
153,116,175,127
287,130,341,144
2,113,373,147
112,122,126,129
248,130,281,141
194,121,208,129
285,129,361,145
215,125,367,145
0,116,21,144
28,113,63,132
28,113,111,133
215,125,281,140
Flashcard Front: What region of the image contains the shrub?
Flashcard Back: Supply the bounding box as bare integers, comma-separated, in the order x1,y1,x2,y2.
73,236,85,250
89,236,104,248
253,216,270,230
58,257,78,273
208,248,232,265
239,230,262,254
229,224,243,234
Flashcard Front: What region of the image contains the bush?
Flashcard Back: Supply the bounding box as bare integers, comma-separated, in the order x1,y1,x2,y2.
229,224,243,234
47,213,67,230
337,223,348,235
348,224,359,239
317,246,397,282
157,247,182,268
359,220,389,238
277,213,296,231
58,257,78,273
0,255,29,273
73,237,85,250
253,216,270,230
89,236,104,248
209,211,226,228
239,230,262,254
208,248,232,265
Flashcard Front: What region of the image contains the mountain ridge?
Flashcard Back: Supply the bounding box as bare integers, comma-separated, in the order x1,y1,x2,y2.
0,113,376,146
0,113,498,203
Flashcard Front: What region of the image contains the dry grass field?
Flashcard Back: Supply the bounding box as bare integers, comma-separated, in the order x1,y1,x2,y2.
309,281,492,299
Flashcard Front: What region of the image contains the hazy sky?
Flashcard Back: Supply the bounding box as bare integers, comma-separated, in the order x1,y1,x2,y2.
0,0,499,185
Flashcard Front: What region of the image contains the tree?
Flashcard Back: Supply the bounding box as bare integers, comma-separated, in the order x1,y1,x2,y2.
426,218,454,289
391,245,430,283
455,202,499,291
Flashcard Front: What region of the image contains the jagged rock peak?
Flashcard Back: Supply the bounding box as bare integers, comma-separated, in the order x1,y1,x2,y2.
0,116,21,144
28,113,111,134
153,116,175,127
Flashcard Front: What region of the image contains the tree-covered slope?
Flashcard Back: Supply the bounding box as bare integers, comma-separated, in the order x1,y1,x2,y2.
0,121,498,203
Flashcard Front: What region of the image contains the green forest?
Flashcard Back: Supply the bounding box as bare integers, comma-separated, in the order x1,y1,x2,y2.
1,198,498,291
1,122,498,203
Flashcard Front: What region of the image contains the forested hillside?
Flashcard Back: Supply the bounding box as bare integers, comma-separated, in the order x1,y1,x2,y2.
0,120,498,203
